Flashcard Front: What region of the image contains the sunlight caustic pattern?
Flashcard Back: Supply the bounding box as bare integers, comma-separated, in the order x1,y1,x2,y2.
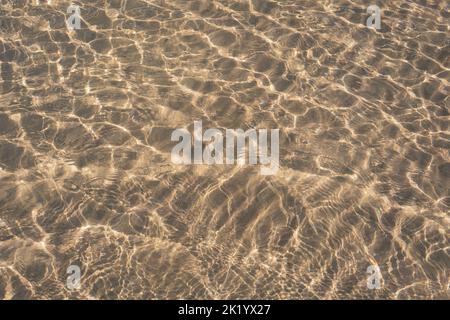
0,0,449,299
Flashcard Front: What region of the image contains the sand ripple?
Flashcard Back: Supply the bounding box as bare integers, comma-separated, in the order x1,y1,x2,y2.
0,0,449,299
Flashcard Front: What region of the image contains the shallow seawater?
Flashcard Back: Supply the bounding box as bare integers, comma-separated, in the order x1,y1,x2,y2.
0,0,449,299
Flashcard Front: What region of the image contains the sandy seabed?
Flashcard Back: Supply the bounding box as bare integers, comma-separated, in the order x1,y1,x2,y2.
0,0,449,299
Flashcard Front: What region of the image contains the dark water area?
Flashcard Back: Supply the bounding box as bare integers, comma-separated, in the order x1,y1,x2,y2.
0,0,449,299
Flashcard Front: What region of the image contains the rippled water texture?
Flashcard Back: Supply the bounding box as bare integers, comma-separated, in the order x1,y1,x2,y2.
0,0,449,299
